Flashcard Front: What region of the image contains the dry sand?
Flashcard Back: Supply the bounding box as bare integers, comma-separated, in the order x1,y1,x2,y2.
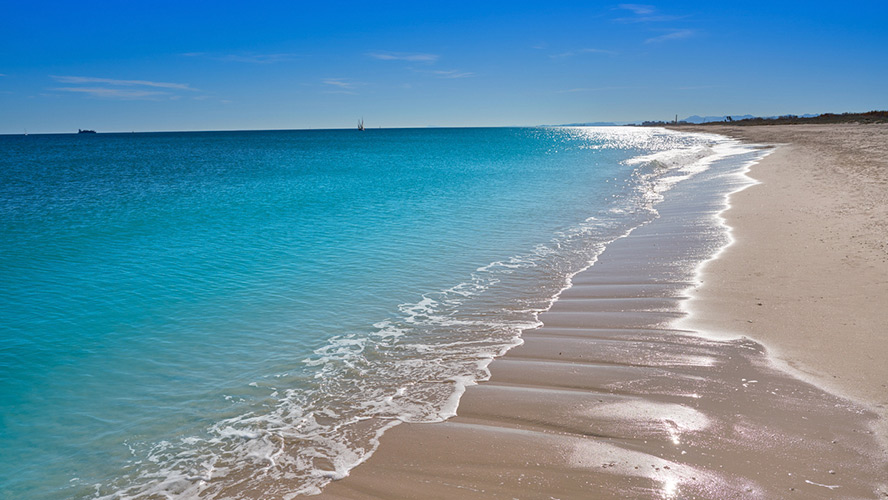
317,124,888,499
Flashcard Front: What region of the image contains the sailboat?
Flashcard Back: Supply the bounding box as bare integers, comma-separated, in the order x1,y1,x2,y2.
357,118,365,131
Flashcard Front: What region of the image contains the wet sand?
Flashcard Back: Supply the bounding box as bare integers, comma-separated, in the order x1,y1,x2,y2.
319,125,888,499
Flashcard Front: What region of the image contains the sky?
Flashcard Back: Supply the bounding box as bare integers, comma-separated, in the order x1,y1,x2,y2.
1,1,886,133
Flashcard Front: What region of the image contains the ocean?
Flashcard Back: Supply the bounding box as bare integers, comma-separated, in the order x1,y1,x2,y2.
0,127,752,498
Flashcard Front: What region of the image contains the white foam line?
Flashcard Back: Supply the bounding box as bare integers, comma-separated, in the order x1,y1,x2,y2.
672,138,773,340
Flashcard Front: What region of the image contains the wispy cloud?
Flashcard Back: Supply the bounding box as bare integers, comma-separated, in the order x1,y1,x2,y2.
618,4,655,15
49,75,199,100
645,29,695,43
323,78,356,89
550,48,616,59
428,70,474,79
557,86,643,93
51,75,197,91
0,73,6,77
322,78,359,94
612,5,696,43
367,51,439,62
182,52,302,64
50,87,170,99
614,4,684,23
217,53,300,64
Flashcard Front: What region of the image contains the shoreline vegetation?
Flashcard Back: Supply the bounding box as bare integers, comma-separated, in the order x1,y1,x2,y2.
636,110,888,127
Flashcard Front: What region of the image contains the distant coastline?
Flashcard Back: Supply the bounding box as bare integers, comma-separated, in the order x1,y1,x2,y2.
634,110,888,127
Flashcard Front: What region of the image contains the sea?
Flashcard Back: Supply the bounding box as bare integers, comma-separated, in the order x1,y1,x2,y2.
0,127,756,499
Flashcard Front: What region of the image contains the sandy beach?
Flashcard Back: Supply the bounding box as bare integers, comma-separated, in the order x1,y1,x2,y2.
676,124,888,410
319,124,888,499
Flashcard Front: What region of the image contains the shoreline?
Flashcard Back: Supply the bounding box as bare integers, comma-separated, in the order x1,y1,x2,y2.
318,125,888,498
671,123,888,461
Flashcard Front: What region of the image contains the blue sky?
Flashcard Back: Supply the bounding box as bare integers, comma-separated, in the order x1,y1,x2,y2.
1,1,886,133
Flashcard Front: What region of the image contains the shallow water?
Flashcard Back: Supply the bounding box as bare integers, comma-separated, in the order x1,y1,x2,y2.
1,127,744,498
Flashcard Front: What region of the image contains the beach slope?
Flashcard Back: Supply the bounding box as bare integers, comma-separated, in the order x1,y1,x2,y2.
318,124,888,499
674,123,888,452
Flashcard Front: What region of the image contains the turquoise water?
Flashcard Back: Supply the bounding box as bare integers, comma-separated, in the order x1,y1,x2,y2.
0,127,737,498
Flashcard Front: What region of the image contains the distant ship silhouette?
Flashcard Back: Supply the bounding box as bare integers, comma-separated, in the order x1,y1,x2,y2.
357,118,364,131
78,129,96,134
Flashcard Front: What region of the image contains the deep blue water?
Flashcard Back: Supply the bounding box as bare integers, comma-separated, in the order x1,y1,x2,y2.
0,127,733,498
